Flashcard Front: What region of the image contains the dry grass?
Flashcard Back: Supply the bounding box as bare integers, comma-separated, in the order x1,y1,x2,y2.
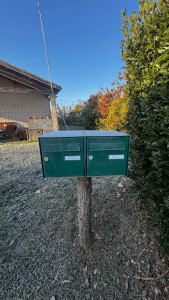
0,141,169,300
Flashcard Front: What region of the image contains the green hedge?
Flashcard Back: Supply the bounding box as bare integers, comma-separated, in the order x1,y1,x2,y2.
121,0,169,252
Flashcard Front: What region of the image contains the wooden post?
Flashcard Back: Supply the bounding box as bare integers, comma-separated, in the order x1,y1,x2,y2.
49,94,59,130
77,177,92,249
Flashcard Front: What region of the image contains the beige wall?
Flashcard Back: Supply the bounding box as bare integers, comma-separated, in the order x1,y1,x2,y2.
0,77,51,127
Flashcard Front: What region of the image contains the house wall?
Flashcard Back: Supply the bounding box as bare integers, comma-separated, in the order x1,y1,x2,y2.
0,77,51,127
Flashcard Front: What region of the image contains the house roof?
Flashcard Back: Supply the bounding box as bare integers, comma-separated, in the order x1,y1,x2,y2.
0,59,62,95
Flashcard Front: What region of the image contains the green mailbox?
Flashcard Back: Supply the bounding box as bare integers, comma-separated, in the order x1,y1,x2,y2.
39,131,85,178
85,131,129,176
38,130,130,178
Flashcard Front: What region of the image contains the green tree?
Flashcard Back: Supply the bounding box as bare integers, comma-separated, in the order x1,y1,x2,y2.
64,101,84,126
121,0,169,252
81,95,99,129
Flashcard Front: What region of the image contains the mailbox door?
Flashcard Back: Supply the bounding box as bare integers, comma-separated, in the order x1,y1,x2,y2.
86,136,129,176
40,137,84,177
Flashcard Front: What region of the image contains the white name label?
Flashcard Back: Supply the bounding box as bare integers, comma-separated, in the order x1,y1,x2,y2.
65,156,81,161
108,155,124,160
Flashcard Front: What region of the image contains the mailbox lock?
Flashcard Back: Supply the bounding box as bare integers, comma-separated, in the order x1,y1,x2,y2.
89,155,93,160
44,157,49,162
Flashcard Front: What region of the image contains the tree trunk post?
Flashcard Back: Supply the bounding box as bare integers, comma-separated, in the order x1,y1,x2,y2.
49,94,59,130
77,177,92,249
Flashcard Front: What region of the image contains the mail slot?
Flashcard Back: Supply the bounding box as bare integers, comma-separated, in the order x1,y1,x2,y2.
38,130,130,178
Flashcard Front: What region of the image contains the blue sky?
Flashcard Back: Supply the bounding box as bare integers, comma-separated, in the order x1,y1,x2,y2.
0,0,139,104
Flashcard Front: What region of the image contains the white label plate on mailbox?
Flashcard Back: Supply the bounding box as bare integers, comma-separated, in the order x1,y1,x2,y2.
64,156,81,161
108,155,124,160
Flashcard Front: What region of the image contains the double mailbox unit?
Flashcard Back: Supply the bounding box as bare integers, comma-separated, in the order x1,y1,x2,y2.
38,130,130,178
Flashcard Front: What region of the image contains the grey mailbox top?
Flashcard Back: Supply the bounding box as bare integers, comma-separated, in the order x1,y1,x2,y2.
39,130,130,139
84,130,130,137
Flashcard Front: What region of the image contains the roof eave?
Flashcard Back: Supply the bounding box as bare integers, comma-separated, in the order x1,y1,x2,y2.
0,59,62,95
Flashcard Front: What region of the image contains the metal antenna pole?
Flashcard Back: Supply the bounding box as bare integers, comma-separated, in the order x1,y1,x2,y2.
37,0,53,94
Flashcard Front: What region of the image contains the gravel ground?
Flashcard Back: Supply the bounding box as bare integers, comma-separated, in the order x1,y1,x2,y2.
0,141,169,300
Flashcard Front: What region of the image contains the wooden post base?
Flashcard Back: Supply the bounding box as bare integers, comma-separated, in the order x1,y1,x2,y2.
77,177,92,249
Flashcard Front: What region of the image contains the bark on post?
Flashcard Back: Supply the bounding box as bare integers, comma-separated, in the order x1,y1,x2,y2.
49,94,59,130
77,177,92,249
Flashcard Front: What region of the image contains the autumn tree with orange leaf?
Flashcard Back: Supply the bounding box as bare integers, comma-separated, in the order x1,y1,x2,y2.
97,72,128,133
